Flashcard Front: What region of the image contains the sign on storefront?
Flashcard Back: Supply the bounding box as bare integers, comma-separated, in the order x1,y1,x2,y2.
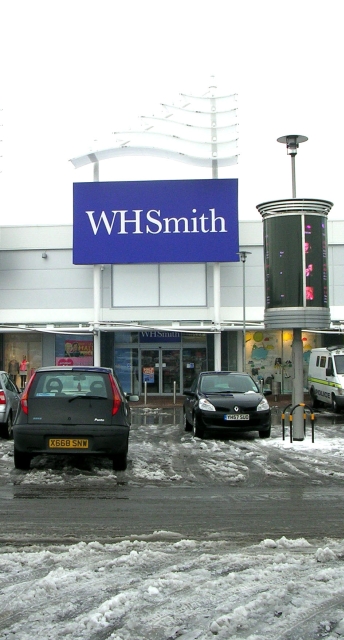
73,179,239,264
139,331,181,343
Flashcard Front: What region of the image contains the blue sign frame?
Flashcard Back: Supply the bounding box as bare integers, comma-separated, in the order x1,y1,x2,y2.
73,179,239,264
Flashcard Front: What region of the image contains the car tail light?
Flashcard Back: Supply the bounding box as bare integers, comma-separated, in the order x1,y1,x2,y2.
109,375,121,416
0,391,6,405
20,373,35,415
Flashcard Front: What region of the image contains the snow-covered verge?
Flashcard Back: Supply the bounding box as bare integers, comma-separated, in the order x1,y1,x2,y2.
1,534,344,640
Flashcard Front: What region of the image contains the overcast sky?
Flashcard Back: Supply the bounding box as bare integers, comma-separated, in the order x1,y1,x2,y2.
0,0,343,226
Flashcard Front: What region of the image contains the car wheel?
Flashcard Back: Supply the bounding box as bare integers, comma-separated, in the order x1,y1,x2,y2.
112,452,128,471
183,410,192,432
192,414,204,439
14,447,31,470
331,394,340,413
259,427,271,439
0,413,13,440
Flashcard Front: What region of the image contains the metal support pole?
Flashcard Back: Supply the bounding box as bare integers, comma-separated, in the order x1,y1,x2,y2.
291,154,296,199
292,328,304,440
211,87,221,372
277,136,308,442
93,160,101,366
242,257,246,371
93,264,101,366
213,262,221,371
93,161,99,182
237,251,251,372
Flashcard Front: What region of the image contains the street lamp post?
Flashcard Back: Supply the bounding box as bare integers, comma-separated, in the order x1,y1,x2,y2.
277,135,308,198
237,251,251,372
277,135,308,440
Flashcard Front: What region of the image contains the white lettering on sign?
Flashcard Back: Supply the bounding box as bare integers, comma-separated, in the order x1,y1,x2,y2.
85,208,227,236
140,331,180,338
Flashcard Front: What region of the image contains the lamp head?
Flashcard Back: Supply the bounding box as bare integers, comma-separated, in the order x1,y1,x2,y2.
277,134,308,156
237,251,252,263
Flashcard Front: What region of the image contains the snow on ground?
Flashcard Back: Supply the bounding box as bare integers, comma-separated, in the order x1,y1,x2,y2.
1,407,344,487
2,535,344,639
1,408,344,637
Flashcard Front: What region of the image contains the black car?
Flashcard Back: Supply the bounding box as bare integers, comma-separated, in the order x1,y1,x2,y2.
13,366,139,471
183,371,271,439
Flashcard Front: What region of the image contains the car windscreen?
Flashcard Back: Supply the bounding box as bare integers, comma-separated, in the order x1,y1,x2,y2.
334,355,344,375
30,371,110,398
200,375,259,394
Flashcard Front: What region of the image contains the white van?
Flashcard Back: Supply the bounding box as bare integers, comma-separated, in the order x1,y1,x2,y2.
308,346,344,412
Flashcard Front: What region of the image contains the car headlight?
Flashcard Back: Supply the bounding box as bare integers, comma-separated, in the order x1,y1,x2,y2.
199,397,216,412
257,397,270,411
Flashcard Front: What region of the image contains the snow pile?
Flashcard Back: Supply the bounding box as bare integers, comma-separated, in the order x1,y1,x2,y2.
2,536,344,639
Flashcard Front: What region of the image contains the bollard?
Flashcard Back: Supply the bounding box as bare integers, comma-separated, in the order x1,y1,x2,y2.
144,381,147,405
283,403,316,443
281,404,292,441
173,380,176,405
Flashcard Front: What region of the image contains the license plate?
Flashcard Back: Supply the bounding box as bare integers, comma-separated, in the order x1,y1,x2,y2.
48,438,89,449
224,414,249,421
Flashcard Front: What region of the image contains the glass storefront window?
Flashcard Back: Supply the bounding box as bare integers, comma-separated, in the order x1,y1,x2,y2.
114,348,139,394
182,347,207,389
114,332,138,344
4,333,43,389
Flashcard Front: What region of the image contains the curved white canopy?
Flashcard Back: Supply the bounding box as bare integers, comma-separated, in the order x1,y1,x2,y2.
70,87,239,170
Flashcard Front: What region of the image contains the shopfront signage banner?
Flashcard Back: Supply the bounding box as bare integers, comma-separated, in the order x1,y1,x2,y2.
73,179,239,264
139,331,181,343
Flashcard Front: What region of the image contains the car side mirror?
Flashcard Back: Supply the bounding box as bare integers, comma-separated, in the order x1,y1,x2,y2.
326,367,334,377
263,388,272,396
183,389,194,396
126,393,140,402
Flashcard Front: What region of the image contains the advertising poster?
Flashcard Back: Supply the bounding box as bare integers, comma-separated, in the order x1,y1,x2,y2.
55,335,94,366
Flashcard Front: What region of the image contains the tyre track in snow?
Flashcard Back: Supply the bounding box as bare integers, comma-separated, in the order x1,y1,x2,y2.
3,542,344,640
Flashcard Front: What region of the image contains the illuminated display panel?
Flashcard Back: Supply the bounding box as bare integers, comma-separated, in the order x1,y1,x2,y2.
264,216,303,308
264,215,328,309
304,214,328,307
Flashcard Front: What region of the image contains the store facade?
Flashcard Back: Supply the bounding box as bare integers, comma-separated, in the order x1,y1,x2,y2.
0,219,343,396
1,326,328,396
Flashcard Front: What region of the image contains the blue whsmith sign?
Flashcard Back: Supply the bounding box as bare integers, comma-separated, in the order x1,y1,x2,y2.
73,179,239,264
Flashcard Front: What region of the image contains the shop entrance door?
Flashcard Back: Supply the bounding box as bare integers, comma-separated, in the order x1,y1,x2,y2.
141,348,181,395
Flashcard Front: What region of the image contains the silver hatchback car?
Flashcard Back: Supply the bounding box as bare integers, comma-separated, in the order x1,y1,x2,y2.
0,371,21,439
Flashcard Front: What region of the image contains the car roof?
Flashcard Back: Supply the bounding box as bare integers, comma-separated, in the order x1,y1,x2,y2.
33,366,113,374
199,371,251,376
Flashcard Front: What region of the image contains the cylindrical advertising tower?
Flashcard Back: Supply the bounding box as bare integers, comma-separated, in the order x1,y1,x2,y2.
257,198,333,329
